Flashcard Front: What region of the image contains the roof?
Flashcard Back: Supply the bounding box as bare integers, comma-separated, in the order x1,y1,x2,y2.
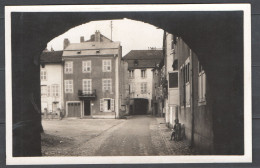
123,50,163,69
64,42,120,51
63,42,120,57
123,50,163,60
40,51,63,63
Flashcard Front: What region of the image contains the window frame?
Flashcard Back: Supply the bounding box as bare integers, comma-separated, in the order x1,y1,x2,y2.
141,69,146,78
198,62,206,105
52,84,59,97
65,80,73,93
102,59,112,72
102,78,112,93
82,79,92,94
141,82,147,93
82,60,91,73
64,61,73,74
40,70,47,81
129,69,134,78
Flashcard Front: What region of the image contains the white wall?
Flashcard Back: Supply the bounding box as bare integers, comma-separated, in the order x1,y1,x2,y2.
129,68,154,112
40,64,63,112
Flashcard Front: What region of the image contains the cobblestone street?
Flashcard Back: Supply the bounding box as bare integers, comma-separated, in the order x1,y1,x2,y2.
42,115,194,156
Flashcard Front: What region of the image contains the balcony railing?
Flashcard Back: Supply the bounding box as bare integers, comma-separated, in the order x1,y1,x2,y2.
78,89,96,99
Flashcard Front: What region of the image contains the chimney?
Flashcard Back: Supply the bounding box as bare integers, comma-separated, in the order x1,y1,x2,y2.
95,30,101,42
63,38,70,49
80,36,84,43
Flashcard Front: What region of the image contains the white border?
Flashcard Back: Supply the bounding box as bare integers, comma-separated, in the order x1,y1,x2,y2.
5,4,252,165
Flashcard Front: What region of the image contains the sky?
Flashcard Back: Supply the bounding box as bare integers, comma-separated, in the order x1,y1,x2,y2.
47,18,164,56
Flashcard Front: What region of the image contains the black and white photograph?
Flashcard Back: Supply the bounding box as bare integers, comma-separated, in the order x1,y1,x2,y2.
5,4,252,164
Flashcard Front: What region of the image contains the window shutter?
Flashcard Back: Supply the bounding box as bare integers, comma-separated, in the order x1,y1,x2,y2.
100,99,104,112
111,99,115,111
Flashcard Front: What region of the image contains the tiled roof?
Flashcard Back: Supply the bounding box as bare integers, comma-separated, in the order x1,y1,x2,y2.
123,50,163,69
123,50,163,60
64,42,120,51
63,42,120,57
40,51,63,63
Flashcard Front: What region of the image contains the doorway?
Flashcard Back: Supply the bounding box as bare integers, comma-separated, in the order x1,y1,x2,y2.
84,100,91,116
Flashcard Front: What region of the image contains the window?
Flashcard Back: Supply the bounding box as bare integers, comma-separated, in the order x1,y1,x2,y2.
82,61,91,73
103,79,112,92
64,61,73,74
103,60,111,72
65,80,73,93
100,98,114,112
169,72,178,88
198,62,206,103
141,69,146,78
129,70,134,78
83,79,92,94
129,83,135,93
141,83,147,93
52,84,59,97
41,86,47,96
47,86,51,96
40,70,47,80
181,59,191,107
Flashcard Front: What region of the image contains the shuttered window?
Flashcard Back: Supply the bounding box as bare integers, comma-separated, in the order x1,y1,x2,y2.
100,99,104,111
111,99,115,111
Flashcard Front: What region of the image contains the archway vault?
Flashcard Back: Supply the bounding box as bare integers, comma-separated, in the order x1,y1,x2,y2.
11,11,244,156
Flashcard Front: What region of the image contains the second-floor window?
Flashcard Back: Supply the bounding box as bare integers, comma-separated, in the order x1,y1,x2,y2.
103,60,111,72
141,69,146,78
52,84,59,97
41,70,47,80
65,80,73,93
129,70,134,78
141,83,147,93
103,79,112,92
82,61,91,73
83,79,92,94
65,61,73,74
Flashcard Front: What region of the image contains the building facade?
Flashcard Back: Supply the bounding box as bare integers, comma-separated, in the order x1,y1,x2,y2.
123,50,163,115
162,32,212,154
62,31,122,119
40,50,64,114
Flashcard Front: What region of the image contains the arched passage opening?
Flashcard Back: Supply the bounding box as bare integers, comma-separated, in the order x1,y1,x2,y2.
11,11,244,156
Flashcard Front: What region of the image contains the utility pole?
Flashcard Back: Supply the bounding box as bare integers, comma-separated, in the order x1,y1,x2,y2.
110,20,113,41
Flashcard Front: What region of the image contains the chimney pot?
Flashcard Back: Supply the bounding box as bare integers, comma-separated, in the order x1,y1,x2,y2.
63,38,70,49
80,36,84,43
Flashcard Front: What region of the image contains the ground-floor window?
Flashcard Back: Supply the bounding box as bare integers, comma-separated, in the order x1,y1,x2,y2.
198,62,206,104
100,98,114,112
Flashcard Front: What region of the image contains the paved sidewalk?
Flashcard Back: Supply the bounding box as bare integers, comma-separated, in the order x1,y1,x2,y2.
156,117,195,155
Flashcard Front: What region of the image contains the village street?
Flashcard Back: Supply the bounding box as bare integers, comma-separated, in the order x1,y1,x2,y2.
41,115,194,156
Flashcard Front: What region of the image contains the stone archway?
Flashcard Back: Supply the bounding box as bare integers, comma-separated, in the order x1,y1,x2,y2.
11,11,244,156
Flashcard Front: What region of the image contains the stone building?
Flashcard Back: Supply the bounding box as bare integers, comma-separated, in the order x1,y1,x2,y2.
40,50,64,114
62,31,123,118
123,50,163,115
162,32,210,154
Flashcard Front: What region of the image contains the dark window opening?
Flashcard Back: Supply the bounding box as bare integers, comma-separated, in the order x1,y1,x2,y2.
169,72,178,88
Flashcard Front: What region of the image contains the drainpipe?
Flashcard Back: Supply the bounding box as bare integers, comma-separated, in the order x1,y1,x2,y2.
190,50,195,148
